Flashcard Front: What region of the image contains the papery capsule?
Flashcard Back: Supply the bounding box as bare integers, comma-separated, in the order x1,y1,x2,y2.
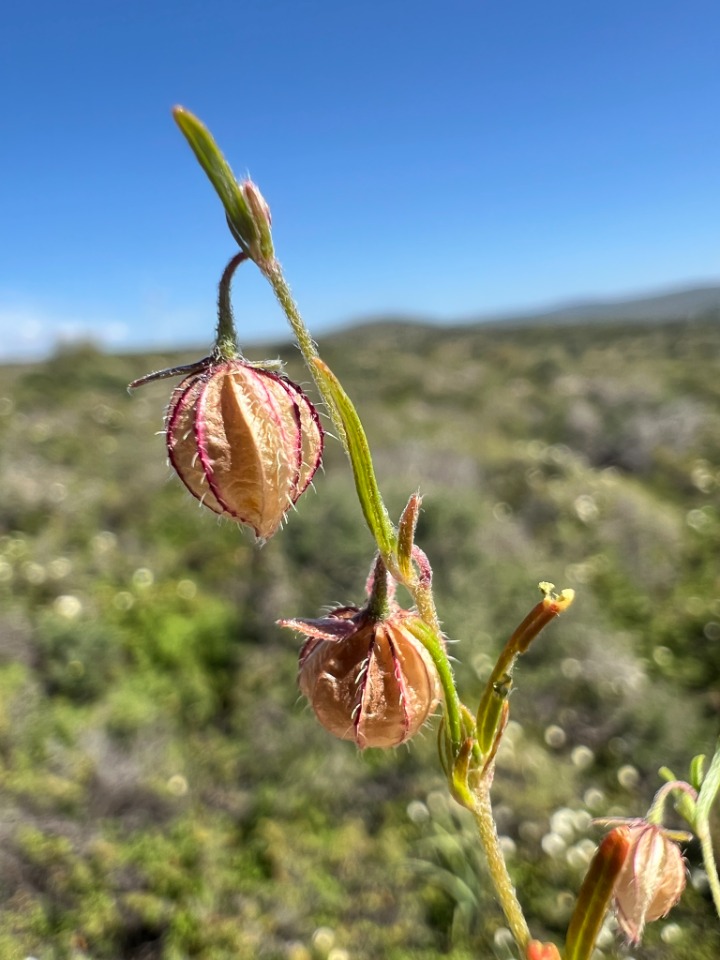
166,359,323,540
283,606,441,749
610,822,687,944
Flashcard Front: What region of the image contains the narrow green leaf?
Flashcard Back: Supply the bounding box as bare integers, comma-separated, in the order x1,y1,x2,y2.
311,358,396,558
172,106,257,252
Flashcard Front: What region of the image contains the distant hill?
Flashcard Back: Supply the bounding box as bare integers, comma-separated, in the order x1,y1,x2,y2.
340,282,720,336
493,282,720,325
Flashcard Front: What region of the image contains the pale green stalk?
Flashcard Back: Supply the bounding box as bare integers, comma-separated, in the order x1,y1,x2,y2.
472,781,531,950
214,251,246,359
696,744,720,918
698,826,720,919
263,261,347,447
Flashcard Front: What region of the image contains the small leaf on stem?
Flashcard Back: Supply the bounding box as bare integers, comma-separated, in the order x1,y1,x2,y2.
310,358,396,559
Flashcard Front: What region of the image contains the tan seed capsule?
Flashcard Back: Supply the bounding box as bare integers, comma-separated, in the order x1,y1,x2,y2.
166,360,323,540
284,607,441,749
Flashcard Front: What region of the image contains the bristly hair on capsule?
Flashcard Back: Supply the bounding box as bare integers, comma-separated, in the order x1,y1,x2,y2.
131,355,324,540
281,604,442,749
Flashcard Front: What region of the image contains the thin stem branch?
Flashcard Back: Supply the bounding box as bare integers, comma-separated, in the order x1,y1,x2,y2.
214,251,248,359
471,780,531,951
264,261,348,448
698,823,720,918
695,744,720,918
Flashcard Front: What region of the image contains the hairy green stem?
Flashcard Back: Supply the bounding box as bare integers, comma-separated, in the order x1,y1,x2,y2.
699,824,720,918
263,261,349,445
696,745,720,918
367,554,392,621
472,782,530,951
214,251,247,359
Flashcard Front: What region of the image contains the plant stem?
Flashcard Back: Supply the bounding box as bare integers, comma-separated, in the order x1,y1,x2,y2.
214,251,247,359
264,261,348,447
471,780,530,951
695,745,720,918
698,823,720,918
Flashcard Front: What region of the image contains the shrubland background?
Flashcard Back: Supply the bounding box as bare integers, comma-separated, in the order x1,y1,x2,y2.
0,312,719,960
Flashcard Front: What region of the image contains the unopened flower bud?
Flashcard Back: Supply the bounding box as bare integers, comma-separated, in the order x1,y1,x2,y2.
609,822,687,944
166,359,323,540
282,606,441,749
525,941,561,960
226,179,273,263
242,180,271,228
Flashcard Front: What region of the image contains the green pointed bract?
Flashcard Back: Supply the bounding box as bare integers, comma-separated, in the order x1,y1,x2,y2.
311,358,396,559
173,106,258,256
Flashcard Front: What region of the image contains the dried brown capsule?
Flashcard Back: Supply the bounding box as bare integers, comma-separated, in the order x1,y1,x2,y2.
166,359,323,540
282,606,441,749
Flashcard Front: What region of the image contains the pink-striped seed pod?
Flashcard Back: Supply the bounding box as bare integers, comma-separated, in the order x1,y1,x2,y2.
284,607,441,749
165,359,323,540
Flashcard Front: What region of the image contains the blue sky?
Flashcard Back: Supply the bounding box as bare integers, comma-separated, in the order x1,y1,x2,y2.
1,0,719,359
